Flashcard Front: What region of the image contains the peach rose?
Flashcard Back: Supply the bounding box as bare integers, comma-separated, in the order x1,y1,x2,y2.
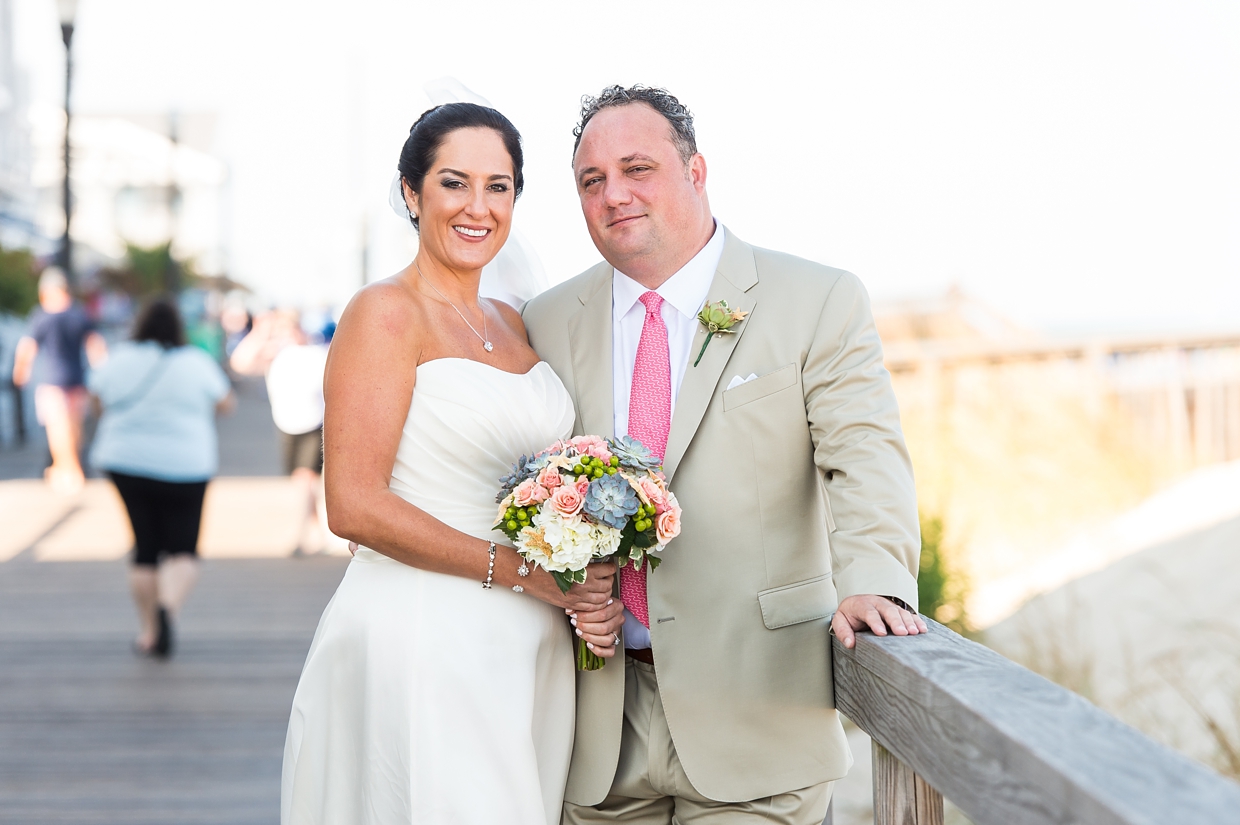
639,478,668,513
513,478,549,508
575,477,591,496
536,466,563,490
571,435,613,463
538,440,569,458
656,507,681,544
549,483,585,517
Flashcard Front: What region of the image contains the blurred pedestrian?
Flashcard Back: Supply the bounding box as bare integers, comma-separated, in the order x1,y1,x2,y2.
231,310,328,554
220,301,252,359
11,267,108,493
88,297,235,658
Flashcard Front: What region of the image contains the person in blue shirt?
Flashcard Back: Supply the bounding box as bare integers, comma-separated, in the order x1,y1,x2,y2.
11,268,108,493
88,297,234,657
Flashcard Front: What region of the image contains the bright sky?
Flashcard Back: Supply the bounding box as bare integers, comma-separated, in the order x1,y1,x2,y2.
13,0,1240,333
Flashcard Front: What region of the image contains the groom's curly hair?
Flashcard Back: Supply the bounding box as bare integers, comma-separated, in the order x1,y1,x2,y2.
572,85,697,167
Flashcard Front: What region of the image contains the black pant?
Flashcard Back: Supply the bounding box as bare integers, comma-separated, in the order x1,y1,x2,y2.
108,472,208,567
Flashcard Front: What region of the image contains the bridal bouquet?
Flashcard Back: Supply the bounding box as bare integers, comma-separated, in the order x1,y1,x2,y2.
494,434,682,670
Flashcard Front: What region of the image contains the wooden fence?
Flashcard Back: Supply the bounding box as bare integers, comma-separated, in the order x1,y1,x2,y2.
885,334,1240,470
830,618,1240,824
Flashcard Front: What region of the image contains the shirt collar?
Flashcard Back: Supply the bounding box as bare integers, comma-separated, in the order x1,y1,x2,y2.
613,221,725,322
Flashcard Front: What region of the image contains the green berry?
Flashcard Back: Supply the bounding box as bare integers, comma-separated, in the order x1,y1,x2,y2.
506,520,518,531
610,456,620,467
573,464,584,475
607,467,617,475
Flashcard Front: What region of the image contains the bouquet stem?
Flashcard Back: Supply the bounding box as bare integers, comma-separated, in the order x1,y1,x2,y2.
577,638,605,671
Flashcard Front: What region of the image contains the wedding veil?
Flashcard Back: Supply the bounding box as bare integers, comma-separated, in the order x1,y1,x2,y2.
389,77,551,308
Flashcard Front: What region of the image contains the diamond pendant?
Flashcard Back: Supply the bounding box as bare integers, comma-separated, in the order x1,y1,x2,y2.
483,341,493,352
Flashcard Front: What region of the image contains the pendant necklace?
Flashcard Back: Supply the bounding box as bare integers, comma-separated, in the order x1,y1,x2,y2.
415,260,493,352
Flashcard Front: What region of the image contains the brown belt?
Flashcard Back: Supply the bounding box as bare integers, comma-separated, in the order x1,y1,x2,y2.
626,647,654,665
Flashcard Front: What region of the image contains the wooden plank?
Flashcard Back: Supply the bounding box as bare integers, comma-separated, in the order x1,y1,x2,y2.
833,618,1240,825
872,741,943,825
0,556,348,824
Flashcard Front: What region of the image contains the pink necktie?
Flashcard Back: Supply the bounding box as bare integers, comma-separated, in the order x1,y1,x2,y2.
621,291,671,629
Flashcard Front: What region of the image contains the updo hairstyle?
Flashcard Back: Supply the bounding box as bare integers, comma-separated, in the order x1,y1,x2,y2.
397,103,525,231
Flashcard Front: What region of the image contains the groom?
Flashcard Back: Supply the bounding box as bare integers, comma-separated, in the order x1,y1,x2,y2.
523,85,926,825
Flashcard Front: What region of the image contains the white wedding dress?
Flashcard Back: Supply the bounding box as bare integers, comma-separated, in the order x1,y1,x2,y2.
281,359,577,825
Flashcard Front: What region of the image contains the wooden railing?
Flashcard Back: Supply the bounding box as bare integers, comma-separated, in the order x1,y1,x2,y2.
828,618,1240,825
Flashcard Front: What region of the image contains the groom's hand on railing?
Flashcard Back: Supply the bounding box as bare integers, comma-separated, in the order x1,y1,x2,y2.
831,594,928,650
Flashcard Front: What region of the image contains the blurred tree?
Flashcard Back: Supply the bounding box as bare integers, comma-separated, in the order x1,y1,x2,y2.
99,242,189,297
917,513,971,634
0,245,38,316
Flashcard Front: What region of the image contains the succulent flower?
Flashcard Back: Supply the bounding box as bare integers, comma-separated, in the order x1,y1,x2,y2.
496,453,549,502
583,473,640,530
693,299,749,366
608,435,662,471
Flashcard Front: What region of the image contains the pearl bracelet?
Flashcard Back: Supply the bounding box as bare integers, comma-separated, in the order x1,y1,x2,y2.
482,542,496,590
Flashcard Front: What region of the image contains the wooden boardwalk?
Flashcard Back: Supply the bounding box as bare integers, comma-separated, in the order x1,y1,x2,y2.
0,554,347,824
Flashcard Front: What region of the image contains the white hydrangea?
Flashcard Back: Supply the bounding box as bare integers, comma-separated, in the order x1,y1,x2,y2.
533,510,597,572
590,523,622,557
516,528,553,571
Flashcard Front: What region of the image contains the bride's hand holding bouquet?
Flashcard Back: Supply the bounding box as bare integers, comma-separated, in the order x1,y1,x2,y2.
494,434,682,670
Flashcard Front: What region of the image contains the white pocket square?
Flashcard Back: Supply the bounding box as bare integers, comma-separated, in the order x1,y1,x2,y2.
726,373,759,391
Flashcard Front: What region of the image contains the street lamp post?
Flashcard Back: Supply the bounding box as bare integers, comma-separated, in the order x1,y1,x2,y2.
56,0,78,287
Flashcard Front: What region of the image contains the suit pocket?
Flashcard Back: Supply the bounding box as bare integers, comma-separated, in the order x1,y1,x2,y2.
722,363,798,411
757,574,834,630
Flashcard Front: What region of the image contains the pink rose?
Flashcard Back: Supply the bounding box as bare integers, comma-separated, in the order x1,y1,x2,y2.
513,478,549,508
536,467,563,490
549,484,585,517
639,478,668,513
656,507,681,544
571,435,613,463
575,477,590,496
536,441,564,458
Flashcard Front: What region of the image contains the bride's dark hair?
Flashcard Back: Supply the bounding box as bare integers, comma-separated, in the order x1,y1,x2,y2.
398,103,524,231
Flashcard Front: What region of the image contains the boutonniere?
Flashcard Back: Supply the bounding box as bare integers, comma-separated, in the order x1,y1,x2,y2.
693,300,749,367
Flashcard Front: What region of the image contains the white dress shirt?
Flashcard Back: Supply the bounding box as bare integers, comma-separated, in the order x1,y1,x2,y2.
612,221,725,649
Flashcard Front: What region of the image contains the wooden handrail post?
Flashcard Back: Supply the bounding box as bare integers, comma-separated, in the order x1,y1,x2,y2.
873,741,944,825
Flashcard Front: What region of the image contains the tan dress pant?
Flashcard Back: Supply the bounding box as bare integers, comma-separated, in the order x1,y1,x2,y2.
563,657,833,825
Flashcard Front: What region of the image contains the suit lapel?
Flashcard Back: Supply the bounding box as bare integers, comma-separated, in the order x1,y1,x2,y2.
662,229,759,482
567,264,615,439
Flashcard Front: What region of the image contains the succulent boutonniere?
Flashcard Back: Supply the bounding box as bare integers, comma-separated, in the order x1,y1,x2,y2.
693,300,749,367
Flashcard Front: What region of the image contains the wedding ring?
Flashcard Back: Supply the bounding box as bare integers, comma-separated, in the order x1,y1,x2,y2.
612,632,621,648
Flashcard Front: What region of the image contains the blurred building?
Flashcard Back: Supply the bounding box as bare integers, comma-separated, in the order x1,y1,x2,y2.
0,0,37,251
29,109,228,277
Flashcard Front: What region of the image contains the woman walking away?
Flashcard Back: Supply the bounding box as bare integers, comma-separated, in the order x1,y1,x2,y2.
88,298,235,658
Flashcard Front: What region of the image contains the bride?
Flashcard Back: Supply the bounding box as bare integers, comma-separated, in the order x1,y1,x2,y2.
281,103,625,825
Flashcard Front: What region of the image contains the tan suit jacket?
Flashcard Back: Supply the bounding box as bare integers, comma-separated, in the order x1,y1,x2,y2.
522,228,920,805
